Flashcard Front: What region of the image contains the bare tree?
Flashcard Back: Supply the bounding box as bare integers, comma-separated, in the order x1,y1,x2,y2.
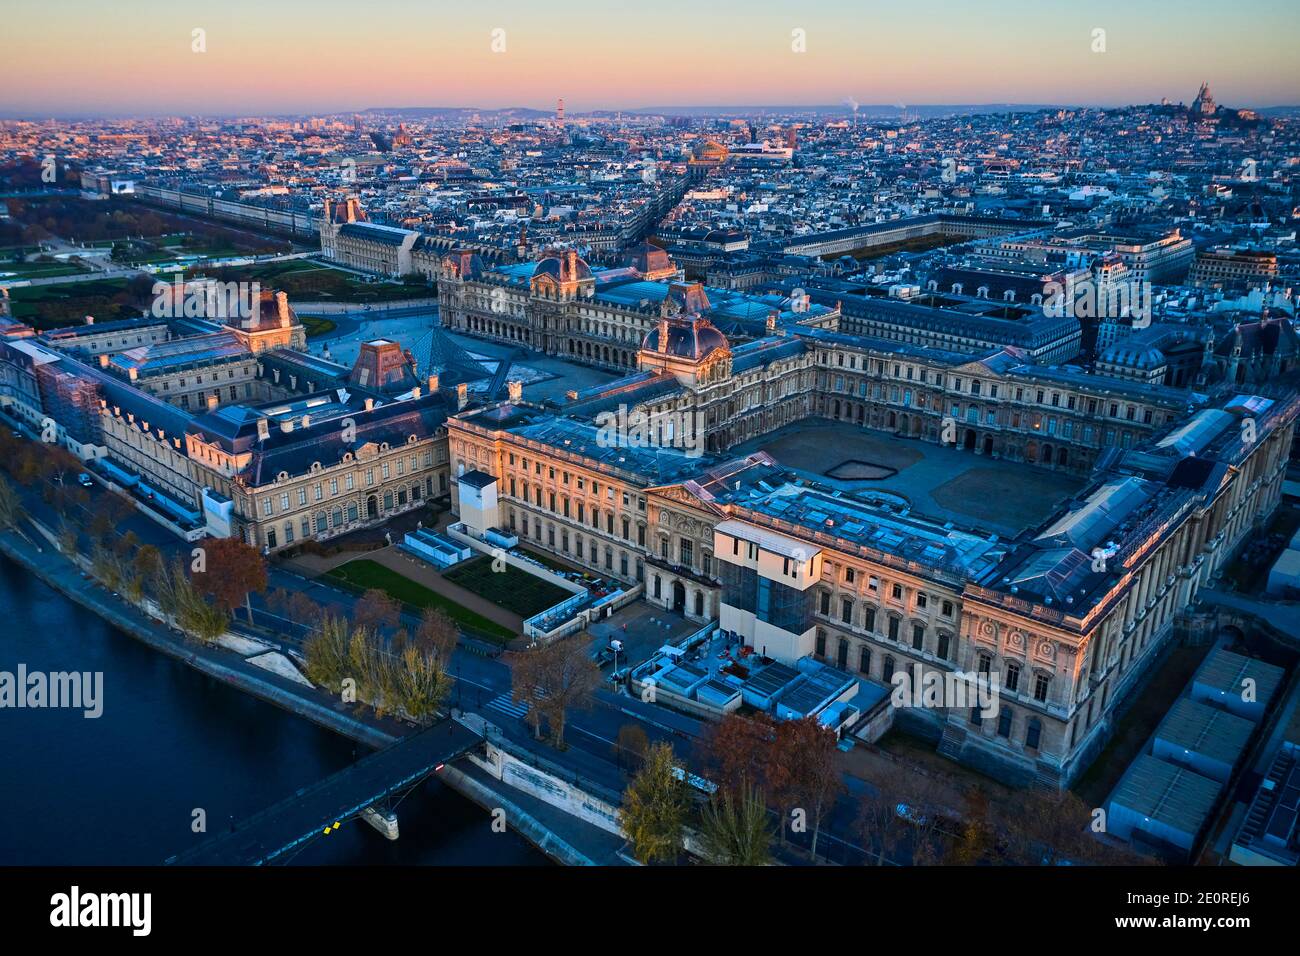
353,588,401,633
506,637,600,747
615,723,650,772
415,606,459,663
698,712,777,799
768,717,844,858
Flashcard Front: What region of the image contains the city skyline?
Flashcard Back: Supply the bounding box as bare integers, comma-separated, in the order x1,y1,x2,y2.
2,0,1299,117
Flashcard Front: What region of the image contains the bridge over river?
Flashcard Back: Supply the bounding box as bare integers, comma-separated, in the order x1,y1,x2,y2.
166,719,483,865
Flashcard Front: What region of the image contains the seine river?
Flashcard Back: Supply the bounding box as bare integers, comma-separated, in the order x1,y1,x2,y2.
0,557,547,866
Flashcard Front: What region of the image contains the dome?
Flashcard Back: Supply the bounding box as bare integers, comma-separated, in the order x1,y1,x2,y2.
641,316,729,361
533,249,593,284
630,242,672,276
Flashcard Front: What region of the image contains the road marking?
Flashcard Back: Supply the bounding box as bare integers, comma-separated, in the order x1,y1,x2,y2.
485,694,528,719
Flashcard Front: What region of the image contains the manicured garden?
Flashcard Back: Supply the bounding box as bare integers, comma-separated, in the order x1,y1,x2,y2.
327,558,515,643
443,555,571,617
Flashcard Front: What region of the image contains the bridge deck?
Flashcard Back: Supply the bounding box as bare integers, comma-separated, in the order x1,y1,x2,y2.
167,720,483,865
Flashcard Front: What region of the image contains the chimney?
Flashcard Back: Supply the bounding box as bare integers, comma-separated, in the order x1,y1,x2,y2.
657,318,669,352
301,415,311,429
280,419,294,433
427,374,439,393
84,315,94,326
507,380,523,403
456,383,468,410
765,313,777,334
128,367,138,381
256,418,270,441
276,291,291,328
98,354,109,368
365,398,375,411
411,387,421,399
207,394,219,412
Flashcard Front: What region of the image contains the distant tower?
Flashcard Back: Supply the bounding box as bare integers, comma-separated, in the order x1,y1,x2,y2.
556,98,565,127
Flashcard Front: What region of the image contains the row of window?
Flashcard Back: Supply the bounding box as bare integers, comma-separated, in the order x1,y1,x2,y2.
817,353,1168,424
259,453,437,516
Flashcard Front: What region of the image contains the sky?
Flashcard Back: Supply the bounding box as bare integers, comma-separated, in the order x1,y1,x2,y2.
1,0,1297,117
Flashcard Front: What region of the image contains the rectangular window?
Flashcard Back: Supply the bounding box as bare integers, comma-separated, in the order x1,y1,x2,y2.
1034,674,1050,702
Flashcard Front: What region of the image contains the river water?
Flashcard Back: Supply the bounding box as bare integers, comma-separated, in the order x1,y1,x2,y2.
0,557,547,866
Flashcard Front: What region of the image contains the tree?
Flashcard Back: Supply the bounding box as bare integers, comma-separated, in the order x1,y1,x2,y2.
150,558,225,645
57,517,79,557
994,787,1136,865
506,637,600,748
855,787,909,866
699,780,773,866
414,606,459,663
947,788,995,865
508,646,549,740
287,590,323,625
621,742,689,865
0,474,24,530
699,712,776,799
536,637,600,749
86,490,132,544
891,774,950,866
767,717,843,858
348,627,398,715
392,644,450,725
190,536,267,624
304,616,352,691
614,723,650,772
132,544,162,587
353,588,401,633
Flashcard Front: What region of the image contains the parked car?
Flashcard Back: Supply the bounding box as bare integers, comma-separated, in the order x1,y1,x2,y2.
77,473,94,487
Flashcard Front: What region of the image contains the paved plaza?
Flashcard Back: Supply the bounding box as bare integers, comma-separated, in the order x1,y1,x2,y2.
738,419,1086,536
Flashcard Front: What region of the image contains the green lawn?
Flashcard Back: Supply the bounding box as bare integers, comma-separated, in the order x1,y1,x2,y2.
6,276,143,328
201,260,434,303
299,314,337,338
443,555,571,617
0,260,90,279
327,558,516,643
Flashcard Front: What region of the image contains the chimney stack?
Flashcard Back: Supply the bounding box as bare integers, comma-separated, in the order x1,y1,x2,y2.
507,380,523,403
365,398,375,411
98,354,109,368
456,383,468,410
276,291,291,328
427,374,439,393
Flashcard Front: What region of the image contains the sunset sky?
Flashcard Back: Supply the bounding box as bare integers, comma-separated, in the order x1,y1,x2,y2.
2,0,1297,116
